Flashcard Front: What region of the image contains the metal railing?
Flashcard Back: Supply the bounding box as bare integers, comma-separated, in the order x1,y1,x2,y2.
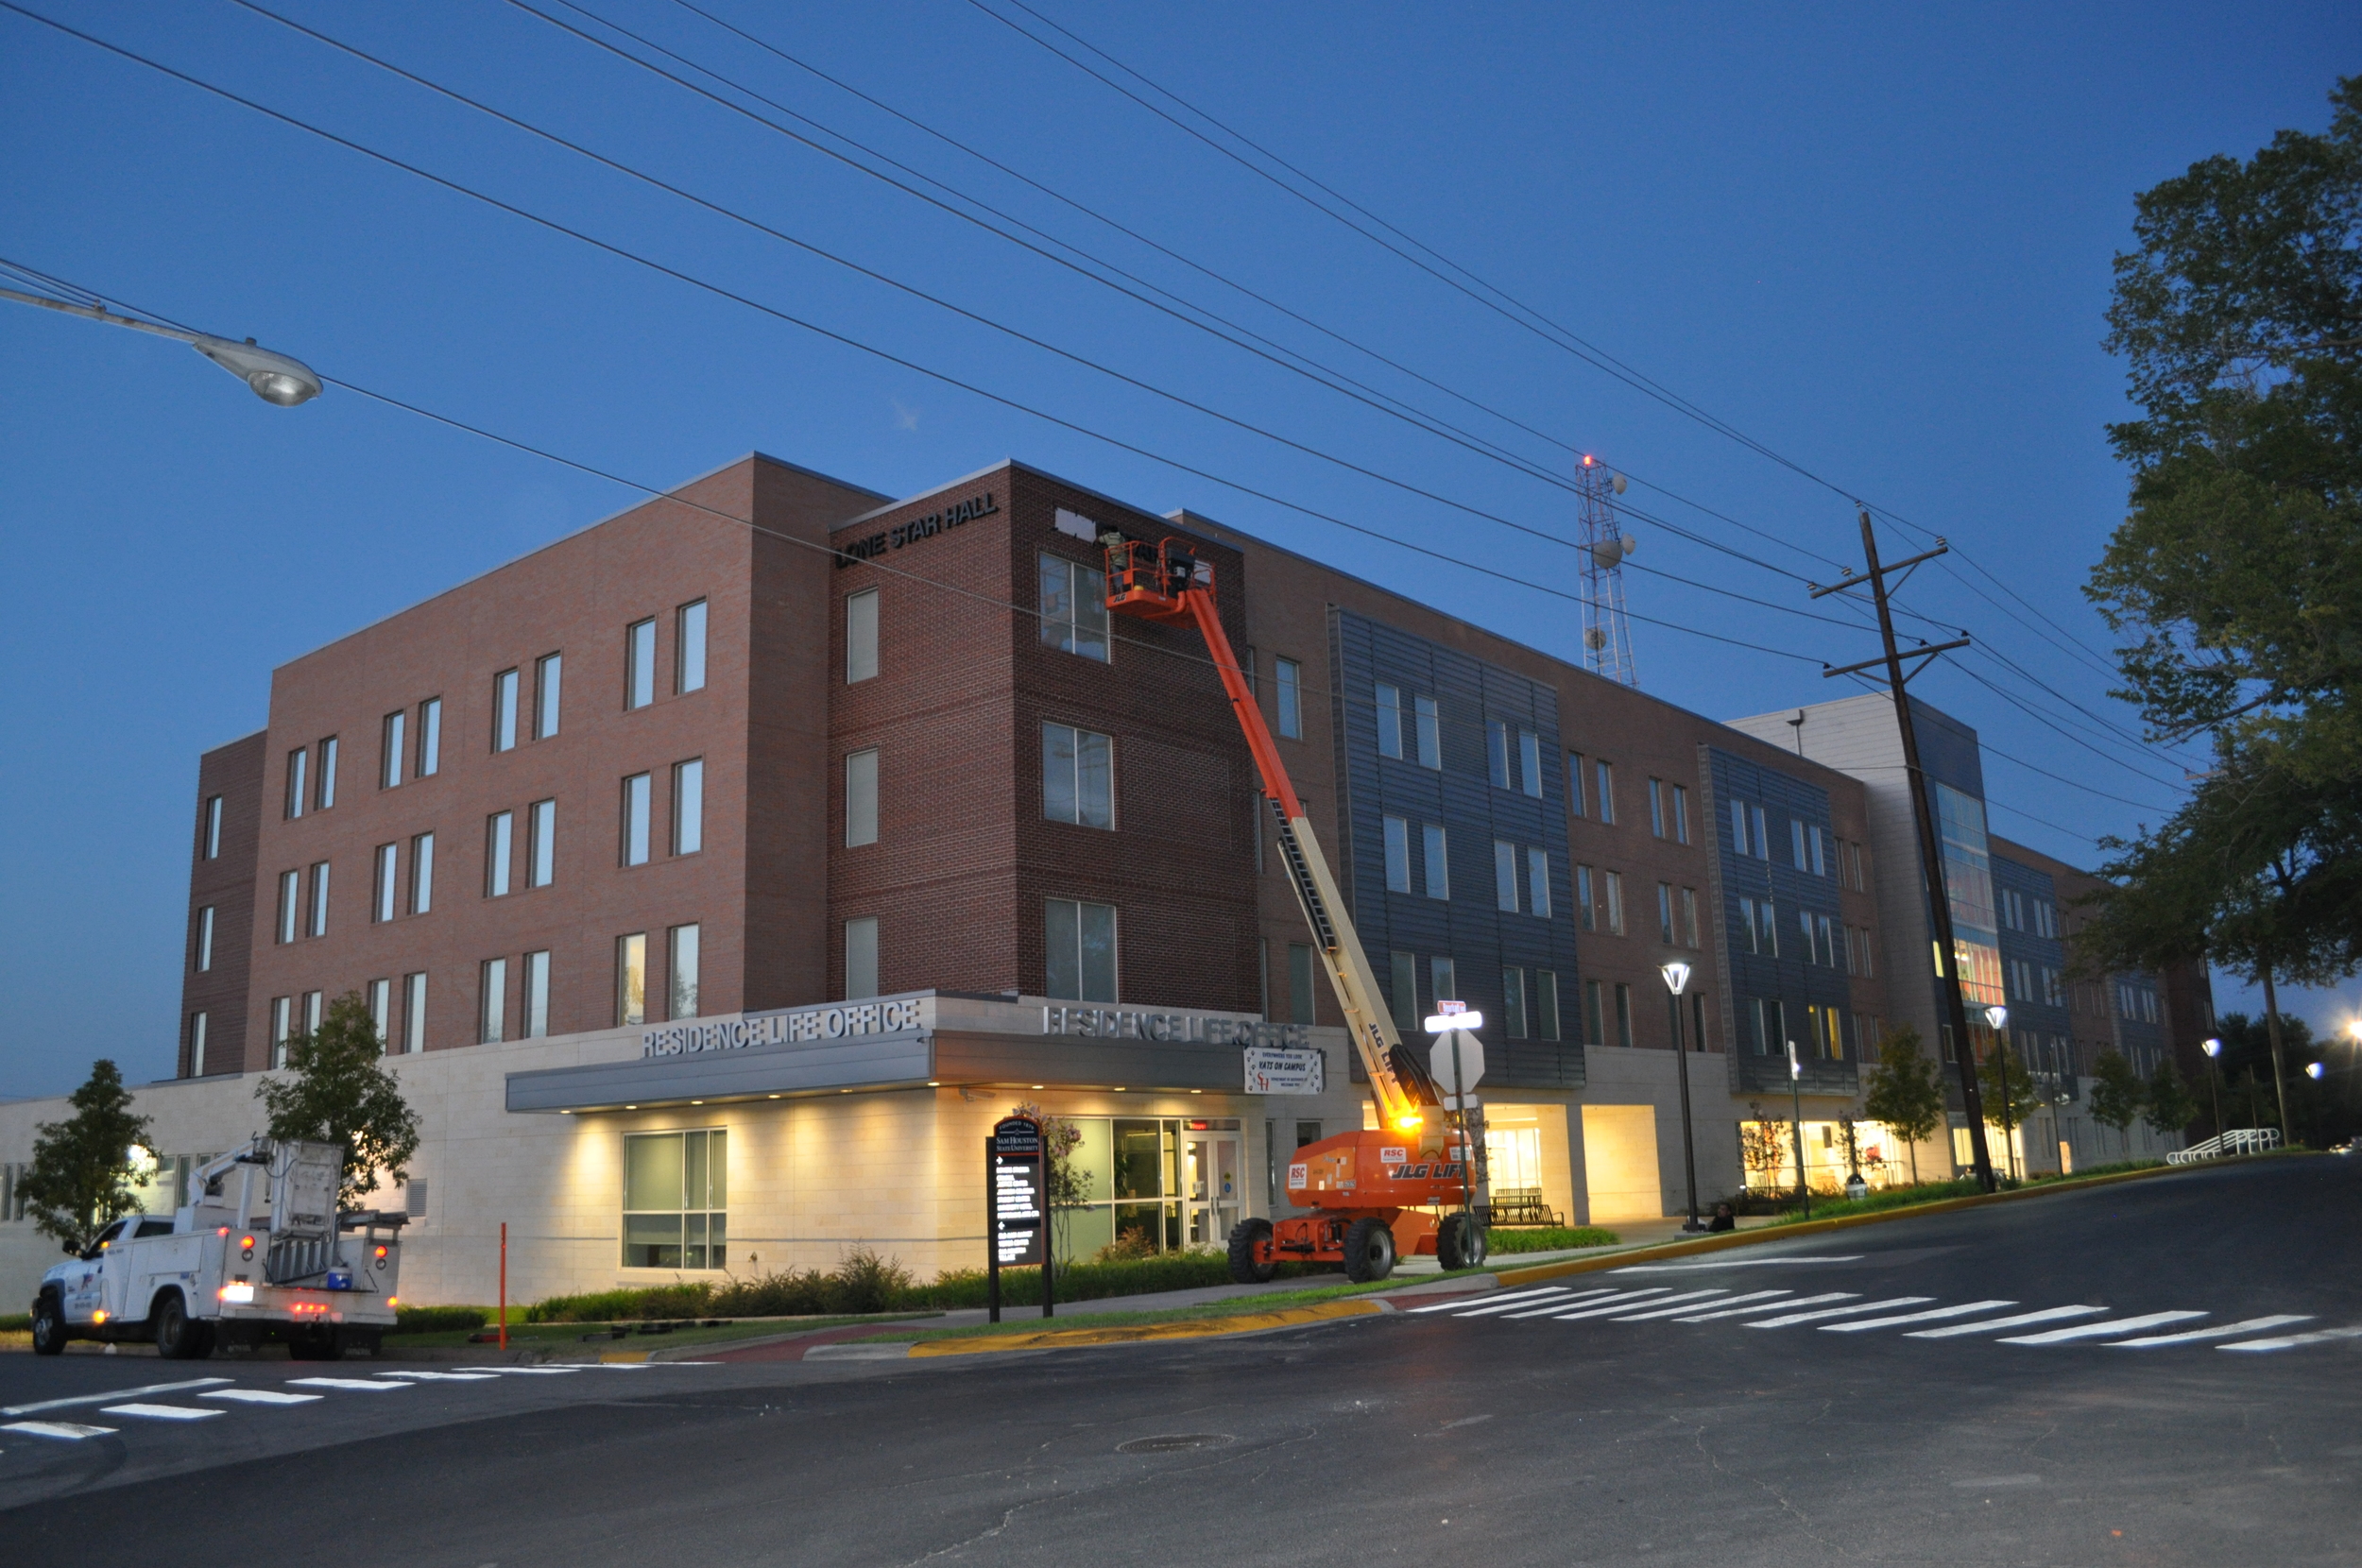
2165,1127,2283,1165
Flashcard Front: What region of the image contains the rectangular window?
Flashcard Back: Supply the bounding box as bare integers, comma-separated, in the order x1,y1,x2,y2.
1487,721,1512,790
480,957,507,1045
621,774,651,865
1672,784,1690,844
1045,898,1118,1001
1761,900,1780,957
1038,554,1110,661
1584,979,1604,1048
1567,752,1585,817
1042,723,1115,828
1414,695,1442,769
623,1128,727,1270
188,1012,208,1076
308,861,330,938
845,748,880,846
1390,951,1419,1031
1502,965,1528,1039
1577,864,1596,931
277,869,300,944
1289,943,1315,1026
1801,909,1820,964
1753,806,1769,859
285,748,307,819
1740,896,1759,954
1614,982,1634,1048
1520,729,1543,799
1595,760,1615,823
1383,816,1412,894
1495,840,1520,912
303,989,323,1037
1275,657,1303,740
845,916,879,999
317,738,337,810
676,599,708,693
846,588,880,683
1810,825,1828,878
1791,819,1809,870
1731,797,1748,855
1430,955,1457,1007
373,844,398,923
616,933,647,1025
673,759,704,855
1422,823,1449,900
419,697,442,776
486,811,514,896
492,669,520,752
1658,881,1675,943
1535,970,1561,1042
402,972,426,1053
381,711,405,789
368,979,390,1047
669,924,700,1019
195,905,214,972
1819,914,1837,968
1680,887,1700,947
522,950,550,1039
1375,684,1403,758
411,832,436,914
1604,870,1625,935
535,653,563,740
527,799,556,887
625,619,657,708
1527,847,1551,919
1650,779,1666,838
269,996,292,1065
202,794,224,859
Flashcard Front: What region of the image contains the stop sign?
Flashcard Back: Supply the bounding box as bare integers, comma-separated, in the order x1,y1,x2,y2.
1429,1030,1486,1098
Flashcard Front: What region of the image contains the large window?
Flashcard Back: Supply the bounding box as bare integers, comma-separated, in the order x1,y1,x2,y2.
188,1012,208,1076
411,833,436,914
277,870,300,945
402,972,426,1053
1275,657,1303,739
1594,759,1616,824
194,906,214,971
479,958,507,1045
535,653,562,740
524,951,550,1039
616,933,647,1026
673,759,704,855
845,749,879,846
1488,722,1512,789
1382,816,1412,894
623,1129,726,1270
202,794,223,858
669,924,700,1019
1526,847,1551,918
676,599,708,693
487,810,514,896
1414,695,1441,769
382,710,405,789
373,844,398,923
1046,897,1117,1001
622,774,651,865
1042,723,1114,827
846,916,879,998
625,618,658,708
1376,684,1403,758
1429,956,1457,1008
846,588,880,683
285,748,307,820
1603,870,1625,935
1289,943,1315,1026
1389,951,1419,1031
308,862,330,938
491,669,520,752
1494,840,1519,912
368,979,390,1046
419,697,442,776
527,798,556,888
1422,824,1449,900
317,738,337,810
1038,554,1110,660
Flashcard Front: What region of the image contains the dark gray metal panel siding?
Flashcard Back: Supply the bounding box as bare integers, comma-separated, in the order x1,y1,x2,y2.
1991,851,2075,1082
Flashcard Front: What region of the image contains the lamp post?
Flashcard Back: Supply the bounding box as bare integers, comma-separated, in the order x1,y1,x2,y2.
1660,962,1703,1232
1785,1036,1809,1219
0,285,321,406
2201,1037,2225,1141
1983,1004,2019,1181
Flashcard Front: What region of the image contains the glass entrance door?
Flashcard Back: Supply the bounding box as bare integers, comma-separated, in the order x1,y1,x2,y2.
1181,1133,1241,1247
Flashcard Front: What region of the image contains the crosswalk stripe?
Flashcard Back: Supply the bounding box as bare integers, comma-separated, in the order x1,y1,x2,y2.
1553,1288,1727,1321
1616,1290,1793,1321
1677,1292,1850,1322
288,1377,412,1391
100,1403,224,1422
2,1420,116,1440
1999,1311,2207,1345
1459,1288,1620,1318
2217,1323,2362,1353
1907,1305,2104,1338
2111,1316,2313,1348
1822,1300,2017,1334
376,1370,502,1381
1750,1296,1934,1328
1,1376,231,1417
1409,1286,1572,1315
476,1365,580,1374
200,1389,323,1406
1503,1288,1668,1320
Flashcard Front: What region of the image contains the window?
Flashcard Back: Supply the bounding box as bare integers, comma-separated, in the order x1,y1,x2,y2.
673,759,704,855
480,958,507,1044
285,748,307,819
1414,695,1441,769
1800,909,1818,964
188,1012,208,1076
1584,979,1604,1048
625,619,658,708
535,654,562,740
1422,824,1449,900
669,925,700,1019
308,862,330,937
277,870,300,944
1275,657,1303,740
1042,723,1114,828
1671,784,1690,844
1791,819,1809,870
1810,825,1828,878
368,979,391,1047
1576,864,1596,931
1376,683,1403,758
419,697,442,777
1038,554,1110,660
1045,898,1117,1001
1527,847,1551,919
623,1129,727,1270
1495,840,1520,912
1389,951,1419,1031
1502,966,1528,1038
317,738,337,810
1383,816,1412,894
1680,887,1700,947
373,844,398,923
411,833,436,914
402,972,426,1053
527,799,556,888
492,669,520,751
1658,881,1675,943
1614,982,1634,1048
1753,806,1769,860
1649,779,1665,837
1566,752,1586,817
195,906,214,972
381,711,404,789
622,774,651,865
270,997,293,1067
846,588,879,683
523,951,550,1039
1289,943,1314,1025
1595,760,1615,823
487,811,514,896
1739,896,1759,954
1535,970,1561,1041
616,933,647,1025
845,916,879,999
1520,730,1543,798
1731,798,1749,855
1604,871,1625,935
2034,900,2058,939
1859,927,1876,979
676,599,707,693
1819,914,1838,969
1488,722,1512,790
202,794,223,858
845,749,879,846
1430,956,1457,1007
1759,899,1780,956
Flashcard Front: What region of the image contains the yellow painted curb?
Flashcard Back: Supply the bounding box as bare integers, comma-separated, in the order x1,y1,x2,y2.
906,1298,1386,1356
599,1350,653,1363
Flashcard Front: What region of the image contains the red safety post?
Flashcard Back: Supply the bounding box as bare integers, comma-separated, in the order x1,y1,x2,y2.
498,1221,508,1351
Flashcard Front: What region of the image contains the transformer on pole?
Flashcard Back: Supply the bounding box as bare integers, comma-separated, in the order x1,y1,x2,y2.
1575,454,1639,686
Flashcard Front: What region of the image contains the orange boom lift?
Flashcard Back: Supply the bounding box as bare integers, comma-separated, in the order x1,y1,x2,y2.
1105,537,1488,1282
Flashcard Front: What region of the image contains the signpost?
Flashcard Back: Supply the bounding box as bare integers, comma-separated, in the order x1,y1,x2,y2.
1424,1003,1488,1225
987,1115,1053,1322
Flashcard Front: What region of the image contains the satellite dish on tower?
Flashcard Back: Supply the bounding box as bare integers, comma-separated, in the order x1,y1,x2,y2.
1612,473,1629,495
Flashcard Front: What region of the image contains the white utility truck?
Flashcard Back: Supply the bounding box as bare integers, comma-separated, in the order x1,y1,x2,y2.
29,1137,404,1360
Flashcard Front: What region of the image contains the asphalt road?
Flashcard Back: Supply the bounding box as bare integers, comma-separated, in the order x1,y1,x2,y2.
5,1156,2358,1565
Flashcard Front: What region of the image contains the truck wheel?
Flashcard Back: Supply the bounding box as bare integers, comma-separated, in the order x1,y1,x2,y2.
31,1297,67,1356
1438,1214,1489,1272
1342,1217,1396,1283
1227,1218,1276,1284
154,1291,210,1360
289,1326,344,1361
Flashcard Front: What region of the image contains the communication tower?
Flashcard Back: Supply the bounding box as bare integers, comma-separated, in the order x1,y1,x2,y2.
1575,453,1638,686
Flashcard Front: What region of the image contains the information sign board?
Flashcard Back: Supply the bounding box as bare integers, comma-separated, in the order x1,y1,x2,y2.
986,1115,1054,1321
1242,1046,1326,1095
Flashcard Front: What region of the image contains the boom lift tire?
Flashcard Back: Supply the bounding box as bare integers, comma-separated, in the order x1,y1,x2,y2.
1342,1217,1397,1283
1437,1213,1488,1272
155,1290,213,1360
1227,1218,1276,1284
31,1295,66,1356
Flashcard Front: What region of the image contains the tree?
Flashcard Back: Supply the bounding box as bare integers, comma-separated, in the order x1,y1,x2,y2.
1861,1027,1946,1185
19,1060,154,1255
1737,1102,1789,1193
2144,1059,2199,1146
2088,1050,2148,1157
256,992,421,1209
1978,1040,2044,1182
1008,1100,1090,1262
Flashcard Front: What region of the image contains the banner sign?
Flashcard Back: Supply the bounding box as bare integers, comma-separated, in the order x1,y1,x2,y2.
1242,1046,1326,1095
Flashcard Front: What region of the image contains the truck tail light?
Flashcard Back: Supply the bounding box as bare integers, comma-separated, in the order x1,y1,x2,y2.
92,1309,109,1323
240,1235,255,1259
219,1283,255,1304
373,1245,388,1261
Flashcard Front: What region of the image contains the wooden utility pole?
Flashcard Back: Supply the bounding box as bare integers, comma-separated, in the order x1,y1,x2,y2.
1813,511,1997,1193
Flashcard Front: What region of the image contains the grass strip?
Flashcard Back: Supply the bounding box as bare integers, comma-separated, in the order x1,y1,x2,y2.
385,1311,940,1350
850,1273,1494,1344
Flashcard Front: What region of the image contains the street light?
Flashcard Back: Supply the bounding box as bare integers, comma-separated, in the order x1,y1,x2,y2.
2307,1061,2326,1081
1784,1036,1810,1220
2201,1037,2225,1138
1660,962,1703,1232
1,285,321,406
1981,1004,2020,1180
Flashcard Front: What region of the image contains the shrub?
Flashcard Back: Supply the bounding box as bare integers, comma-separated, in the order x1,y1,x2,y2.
1486,1225,1618,1254
522,1283,713,1324
0,1312,29,1333
916,1250,1322,1308
394,1304,487,1334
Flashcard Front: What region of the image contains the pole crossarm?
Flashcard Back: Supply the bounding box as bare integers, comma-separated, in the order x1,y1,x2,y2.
1822,638,1970,680
1807,540,1950,599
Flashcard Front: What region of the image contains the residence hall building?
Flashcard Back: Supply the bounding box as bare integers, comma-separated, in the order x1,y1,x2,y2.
0,452,2194,1308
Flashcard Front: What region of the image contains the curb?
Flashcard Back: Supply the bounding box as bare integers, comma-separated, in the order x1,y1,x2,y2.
900,1298,1390,1357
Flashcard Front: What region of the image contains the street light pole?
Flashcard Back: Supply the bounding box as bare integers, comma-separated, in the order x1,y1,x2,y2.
1786,1037,1810,1220
0,283,322,406
1661,962,1703,1232
2201,1037,2225,1141
1984,1004,2020,1182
